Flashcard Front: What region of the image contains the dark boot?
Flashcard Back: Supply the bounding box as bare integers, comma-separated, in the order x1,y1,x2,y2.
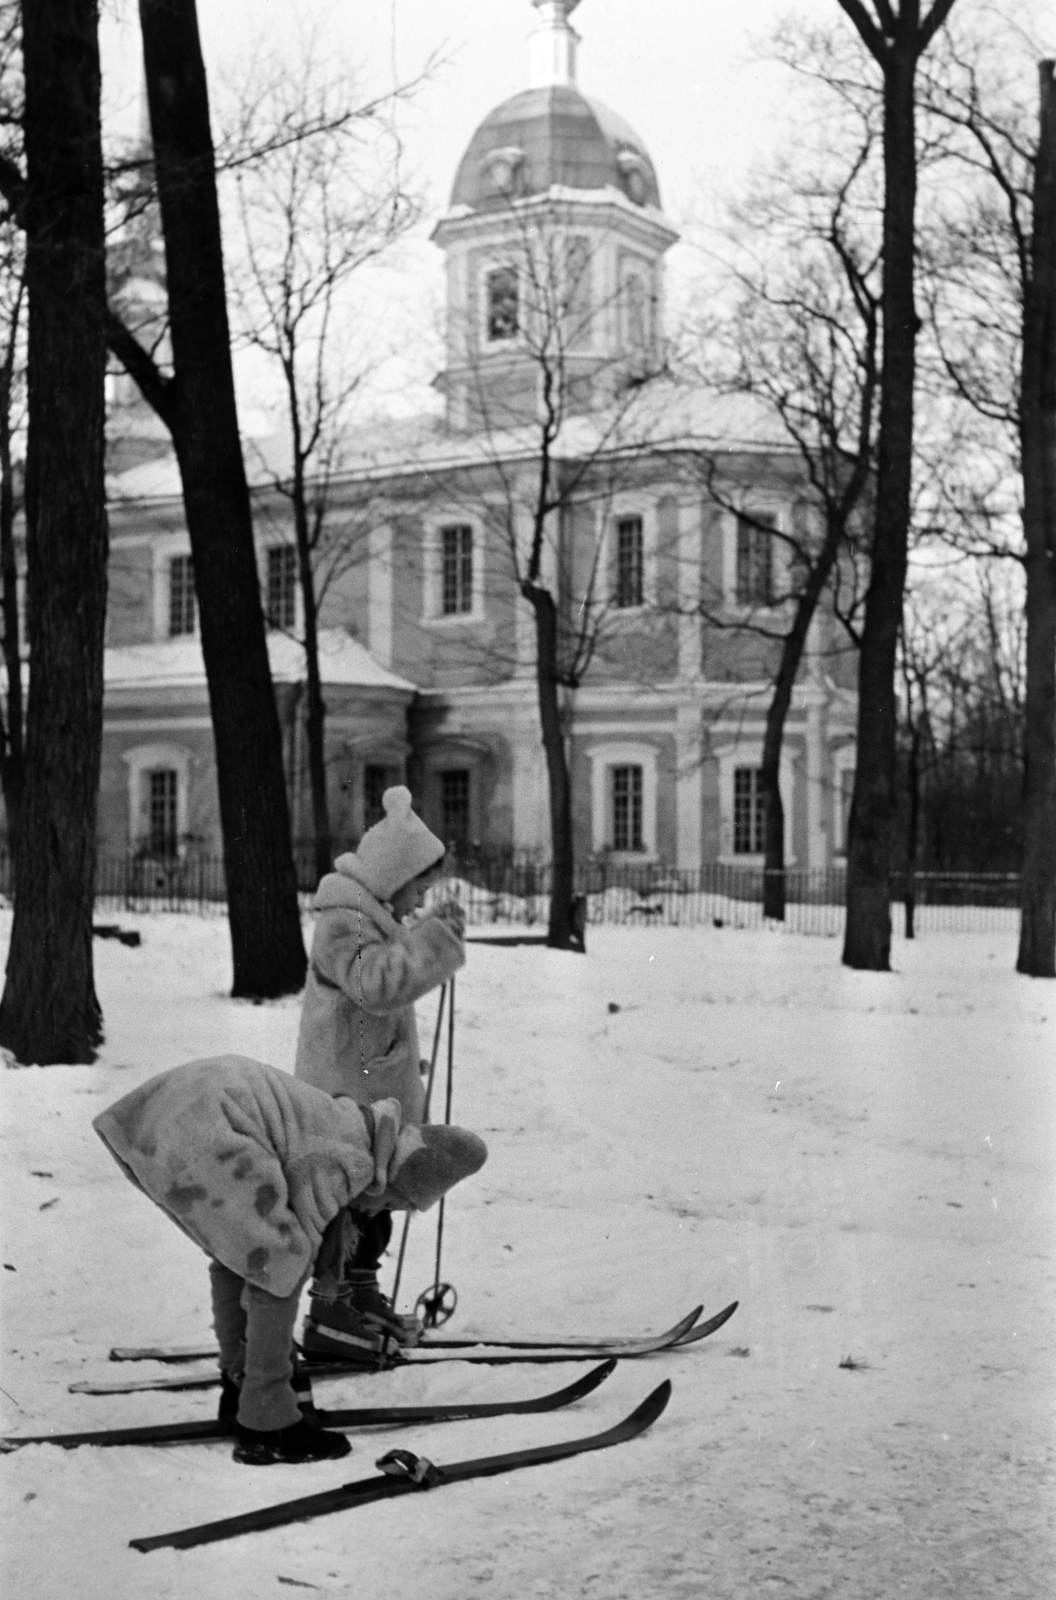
233,1416,352,1466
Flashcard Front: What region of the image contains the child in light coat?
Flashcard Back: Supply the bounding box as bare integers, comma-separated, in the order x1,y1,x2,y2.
294,785,466,1360
94,1054,486,1464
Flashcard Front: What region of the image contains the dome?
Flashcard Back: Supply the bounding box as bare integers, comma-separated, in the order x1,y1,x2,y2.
450,85,662,213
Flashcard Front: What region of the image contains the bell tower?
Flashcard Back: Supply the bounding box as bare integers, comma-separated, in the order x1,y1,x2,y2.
432,0,678,432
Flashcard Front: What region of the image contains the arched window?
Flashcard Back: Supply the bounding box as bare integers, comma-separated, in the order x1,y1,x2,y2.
122,742,193,858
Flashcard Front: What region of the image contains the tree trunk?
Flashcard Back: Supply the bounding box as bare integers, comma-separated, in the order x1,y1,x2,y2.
0,0,107,1063
1017,61,1056,979
760,517,846,921
843,46,919,971
290,440,332,886
0,306,24,850
904,709,921,940
139,0,305,997
530,587,579,950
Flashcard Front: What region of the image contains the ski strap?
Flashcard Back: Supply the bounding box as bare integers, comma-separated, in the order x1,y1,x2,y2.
377,1448,443,1488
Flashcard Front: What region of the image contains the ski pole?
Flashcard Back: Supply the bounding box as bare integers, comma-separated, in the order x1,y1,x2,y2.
416,975,457,1328
389,980,448,1313
432,974,457,1287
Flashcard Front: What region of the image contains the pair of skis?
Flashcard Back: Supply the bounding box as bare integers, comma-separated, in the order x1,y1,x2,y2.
66,1300,737,1395
0,1302,735,1451
2,1301,738,1552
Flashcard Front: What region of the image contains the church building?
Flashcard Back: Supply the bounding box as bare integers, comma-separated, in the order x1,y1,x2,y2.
100,0,857,876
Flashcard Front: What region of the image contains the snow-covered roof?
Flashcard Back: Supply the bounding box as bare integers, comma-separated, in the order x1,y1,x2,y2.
105,383,798,509
104,629,415,694
107,429,295,505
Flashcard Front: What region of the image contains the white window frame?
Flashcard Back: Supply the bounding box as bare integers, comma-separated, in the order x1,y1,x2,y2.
712,738,796,866
603,495,658,614
587,741,658,860
721,502,790,615
122,741,192,857
832,746,857,858
422,513,486,625
152,534,195,641
264,542,299,632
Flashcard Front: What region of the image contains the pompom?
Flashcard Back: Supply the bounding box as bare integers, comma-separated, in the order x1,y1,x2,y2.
382,785,413,818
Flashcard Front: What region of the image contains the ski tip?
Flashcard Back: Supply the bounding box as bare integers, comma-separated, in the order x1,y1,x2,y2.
676,1300,739,1345
577,1357,618,1392
629,1378,673,1431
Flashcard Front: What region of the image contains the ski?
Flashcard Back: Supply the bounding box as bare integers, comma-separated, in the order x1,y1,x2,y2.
75,1303,736,1395
108,1303,710,1363
0,1359,615,1452
130,1378,672,1553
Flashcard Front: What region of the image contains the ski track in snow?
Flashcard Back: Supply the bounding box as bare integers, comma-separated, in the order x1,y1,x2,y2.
1,912,1053,1599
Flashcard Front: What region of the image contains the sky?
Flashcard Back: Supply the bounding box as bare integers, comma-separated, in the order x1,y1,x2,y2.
99,0,848,415
101,0,841,226
96,0,1049,419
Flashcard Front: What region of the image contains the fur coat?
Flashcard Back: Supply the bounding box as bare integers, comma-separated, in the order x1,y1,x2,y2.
93,1055,401,1298
294,858,464,1120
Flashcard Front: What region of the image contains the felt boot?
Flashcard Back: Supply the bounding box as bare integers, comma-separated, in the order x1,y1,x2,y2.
232,1415,352,1466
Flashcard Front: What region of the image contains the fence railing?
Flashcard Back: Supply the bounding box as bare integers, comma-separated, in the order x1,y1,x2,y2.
0,851,1022,935
431,859,1023,937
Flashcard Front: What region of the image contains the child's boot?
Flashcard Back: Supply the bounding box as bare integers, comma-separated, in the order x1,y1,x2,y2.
233,1415,352,1466
301,1273,420,1364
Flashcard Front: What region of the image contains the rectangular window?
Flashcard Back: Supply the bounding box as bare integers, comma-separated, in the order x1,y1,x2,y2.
441,525,474,616
733,766,765,855
611,764,643,852
735,513,776,606
148,768,178,857
363,765,390,830
615,516,644,609
564,235,592,342
440,769,471,845
486,266,519,342
168,554,196,637
266,545,298,630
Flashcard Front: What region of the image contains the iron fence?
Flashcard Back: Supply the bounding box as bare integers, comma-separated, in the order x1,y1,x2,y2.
0,850,1019,935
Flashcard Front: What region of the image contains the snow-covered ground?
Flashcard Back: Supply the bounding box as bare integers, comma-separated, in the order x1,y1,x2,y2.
1,911,1053,1600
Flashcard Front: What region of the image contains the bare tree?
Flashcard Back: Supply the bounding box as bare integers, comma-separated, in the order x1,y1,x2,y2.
0,0,109,1063
108,0,308,999
833,0,961,971
225,43,421,882
899,558,1026,933
917,26,1056,975
683,43,881,917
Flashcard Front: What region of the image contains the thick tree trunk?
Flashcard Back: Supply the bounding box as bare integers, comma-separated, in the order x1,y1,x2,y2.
530,588,580,951
1016,61,1056,979
0,317,24,849
0,0,107,1063
139,0,305,996
843,48,919,971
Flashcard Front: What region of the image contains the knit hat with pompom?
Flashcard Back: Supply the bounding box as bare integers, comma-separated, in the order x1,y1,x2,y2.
382,1123,488,1213
342,785,445,901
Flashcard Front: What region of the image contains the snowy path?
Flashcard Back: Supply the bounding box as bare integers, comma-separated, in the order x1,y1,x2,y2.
1,914,1053,1599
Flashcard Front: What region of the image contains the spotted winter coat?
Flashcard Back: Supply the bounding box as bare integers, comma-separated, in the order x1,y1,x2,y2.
93,1055,401,1298
294,858,464,1121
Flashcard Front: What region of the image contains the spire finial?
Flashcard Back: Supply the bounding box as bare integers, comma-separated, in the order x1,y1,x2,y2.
529,1,581,89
